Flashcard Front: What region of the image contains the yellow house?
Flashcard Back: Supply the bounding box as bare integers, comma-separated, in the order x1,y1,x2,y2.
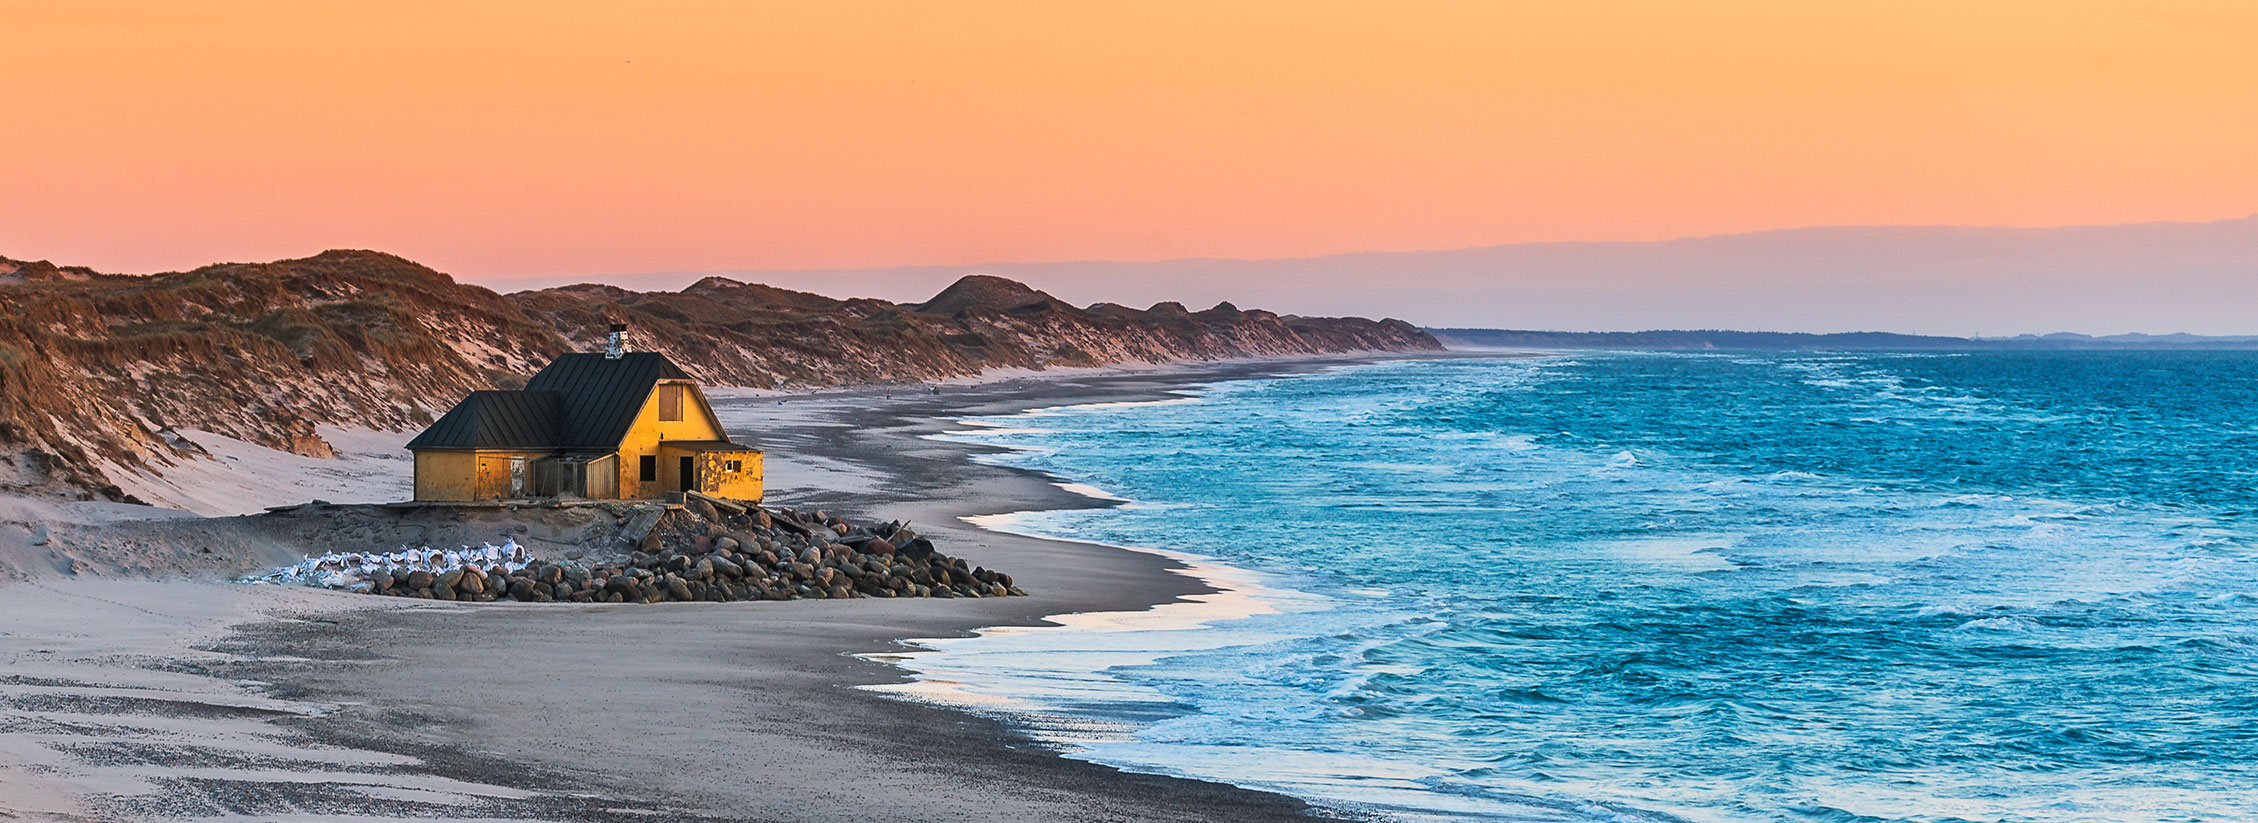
406,332,762,502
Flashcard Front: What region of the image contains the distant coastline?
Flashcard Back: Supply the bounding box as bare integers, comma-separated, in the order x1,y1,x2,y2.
1431,326,2258,351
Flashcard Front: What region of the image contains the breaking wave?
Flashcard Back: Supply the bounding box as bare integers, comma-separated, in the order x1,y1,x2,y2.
901,351,2258,823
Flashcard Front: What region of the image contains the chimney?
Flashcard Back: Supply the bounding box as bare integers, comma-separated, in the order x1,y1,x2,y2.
605,323,628,359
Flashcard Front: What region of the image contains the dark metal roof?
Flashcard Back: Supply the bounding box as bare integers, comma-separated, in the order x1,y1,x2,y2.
520,352,692,449
405,391,563,450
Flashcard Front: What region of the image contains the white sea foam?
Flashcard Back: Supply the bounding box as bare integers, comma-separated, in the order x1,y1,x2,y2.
860,515,1324,747
1053,482,1130,502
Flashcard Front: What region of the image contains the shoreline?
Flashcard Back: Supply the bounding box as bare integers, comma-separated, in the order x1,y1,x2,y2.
1,353,1460,822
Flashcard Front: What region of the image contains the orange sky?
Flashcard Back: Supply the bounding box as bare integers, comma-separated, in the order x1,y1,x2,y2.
4,0,2254,281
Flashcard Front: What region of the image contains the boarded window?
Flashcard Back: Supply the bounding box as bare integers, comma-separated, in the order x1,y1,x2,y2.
658,384,684,422
639,455,658,482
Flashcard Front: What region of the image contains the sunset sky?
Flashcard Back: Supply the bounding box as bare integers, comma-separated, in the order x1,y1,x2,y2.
4,1,2255,325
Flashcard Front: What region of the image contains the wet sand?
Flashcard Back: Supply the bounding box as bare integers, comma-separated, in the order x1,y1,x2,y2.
1,356,1421,822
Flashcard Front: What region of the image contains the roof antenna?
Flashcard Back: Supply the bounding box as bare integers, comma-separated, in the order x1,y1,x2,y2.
606,323,628,359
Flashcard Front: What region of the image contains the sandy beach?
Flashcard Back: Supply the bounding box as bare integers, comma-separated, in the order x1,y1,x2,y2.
0,356,1412,822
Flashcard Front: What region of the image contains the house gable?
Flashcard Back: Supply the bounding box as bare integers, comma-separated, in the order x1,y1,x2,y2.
614,379,732,498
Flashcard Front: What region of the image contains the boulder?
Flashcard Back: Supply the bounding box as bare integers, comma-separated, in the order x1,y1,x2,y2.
899,538,937,561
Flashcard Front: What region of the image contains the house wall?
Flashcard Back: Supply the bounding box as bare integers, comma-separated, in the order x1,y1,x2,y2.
657,446,764,502
413,450,550,501
615,379,734,499
414,451,477,501
705,450,763,501
472,451,549,499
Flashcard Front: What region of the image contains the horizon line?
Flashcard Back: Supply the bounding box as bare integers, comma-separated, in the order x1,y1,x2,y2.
468,211,2258,285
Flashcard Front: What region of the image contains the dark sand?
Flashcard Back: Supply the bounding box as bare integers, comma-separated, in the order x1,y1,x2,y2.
3,356,1432,822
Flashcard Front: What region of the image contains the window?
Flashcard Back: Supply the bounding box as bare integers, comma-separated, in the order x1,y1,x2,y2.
658,384,683,422
724,460,742,472
639,455,658,482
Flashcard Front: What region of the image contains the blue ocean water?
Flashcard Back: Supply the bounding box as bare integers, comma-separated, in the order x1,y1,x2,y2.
906,352,2258,823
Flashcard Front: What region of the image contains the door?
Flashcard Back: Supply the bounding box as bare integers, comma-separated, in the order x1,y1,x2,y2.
679,456,696,492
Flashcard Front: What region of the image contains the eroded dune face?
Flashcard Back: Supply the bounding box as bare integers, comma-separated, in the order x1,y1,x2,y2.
0,250,1436,503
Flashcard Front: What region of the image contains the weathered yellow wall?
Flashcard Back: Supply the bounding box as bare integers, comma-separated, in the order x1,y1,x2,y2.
615,380,731,499
413,451,477,501
659,446,764,502
467,452,537,497
414,450,549,501
702,450,763,501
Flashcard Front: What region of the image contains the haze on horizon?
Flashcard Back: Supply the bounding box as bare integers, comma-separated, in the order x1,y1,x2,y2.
5,1,2255,334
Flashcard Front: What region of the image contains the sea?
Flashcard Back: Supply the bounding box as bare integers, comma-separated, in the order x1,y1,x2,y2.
875,351,2258,823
